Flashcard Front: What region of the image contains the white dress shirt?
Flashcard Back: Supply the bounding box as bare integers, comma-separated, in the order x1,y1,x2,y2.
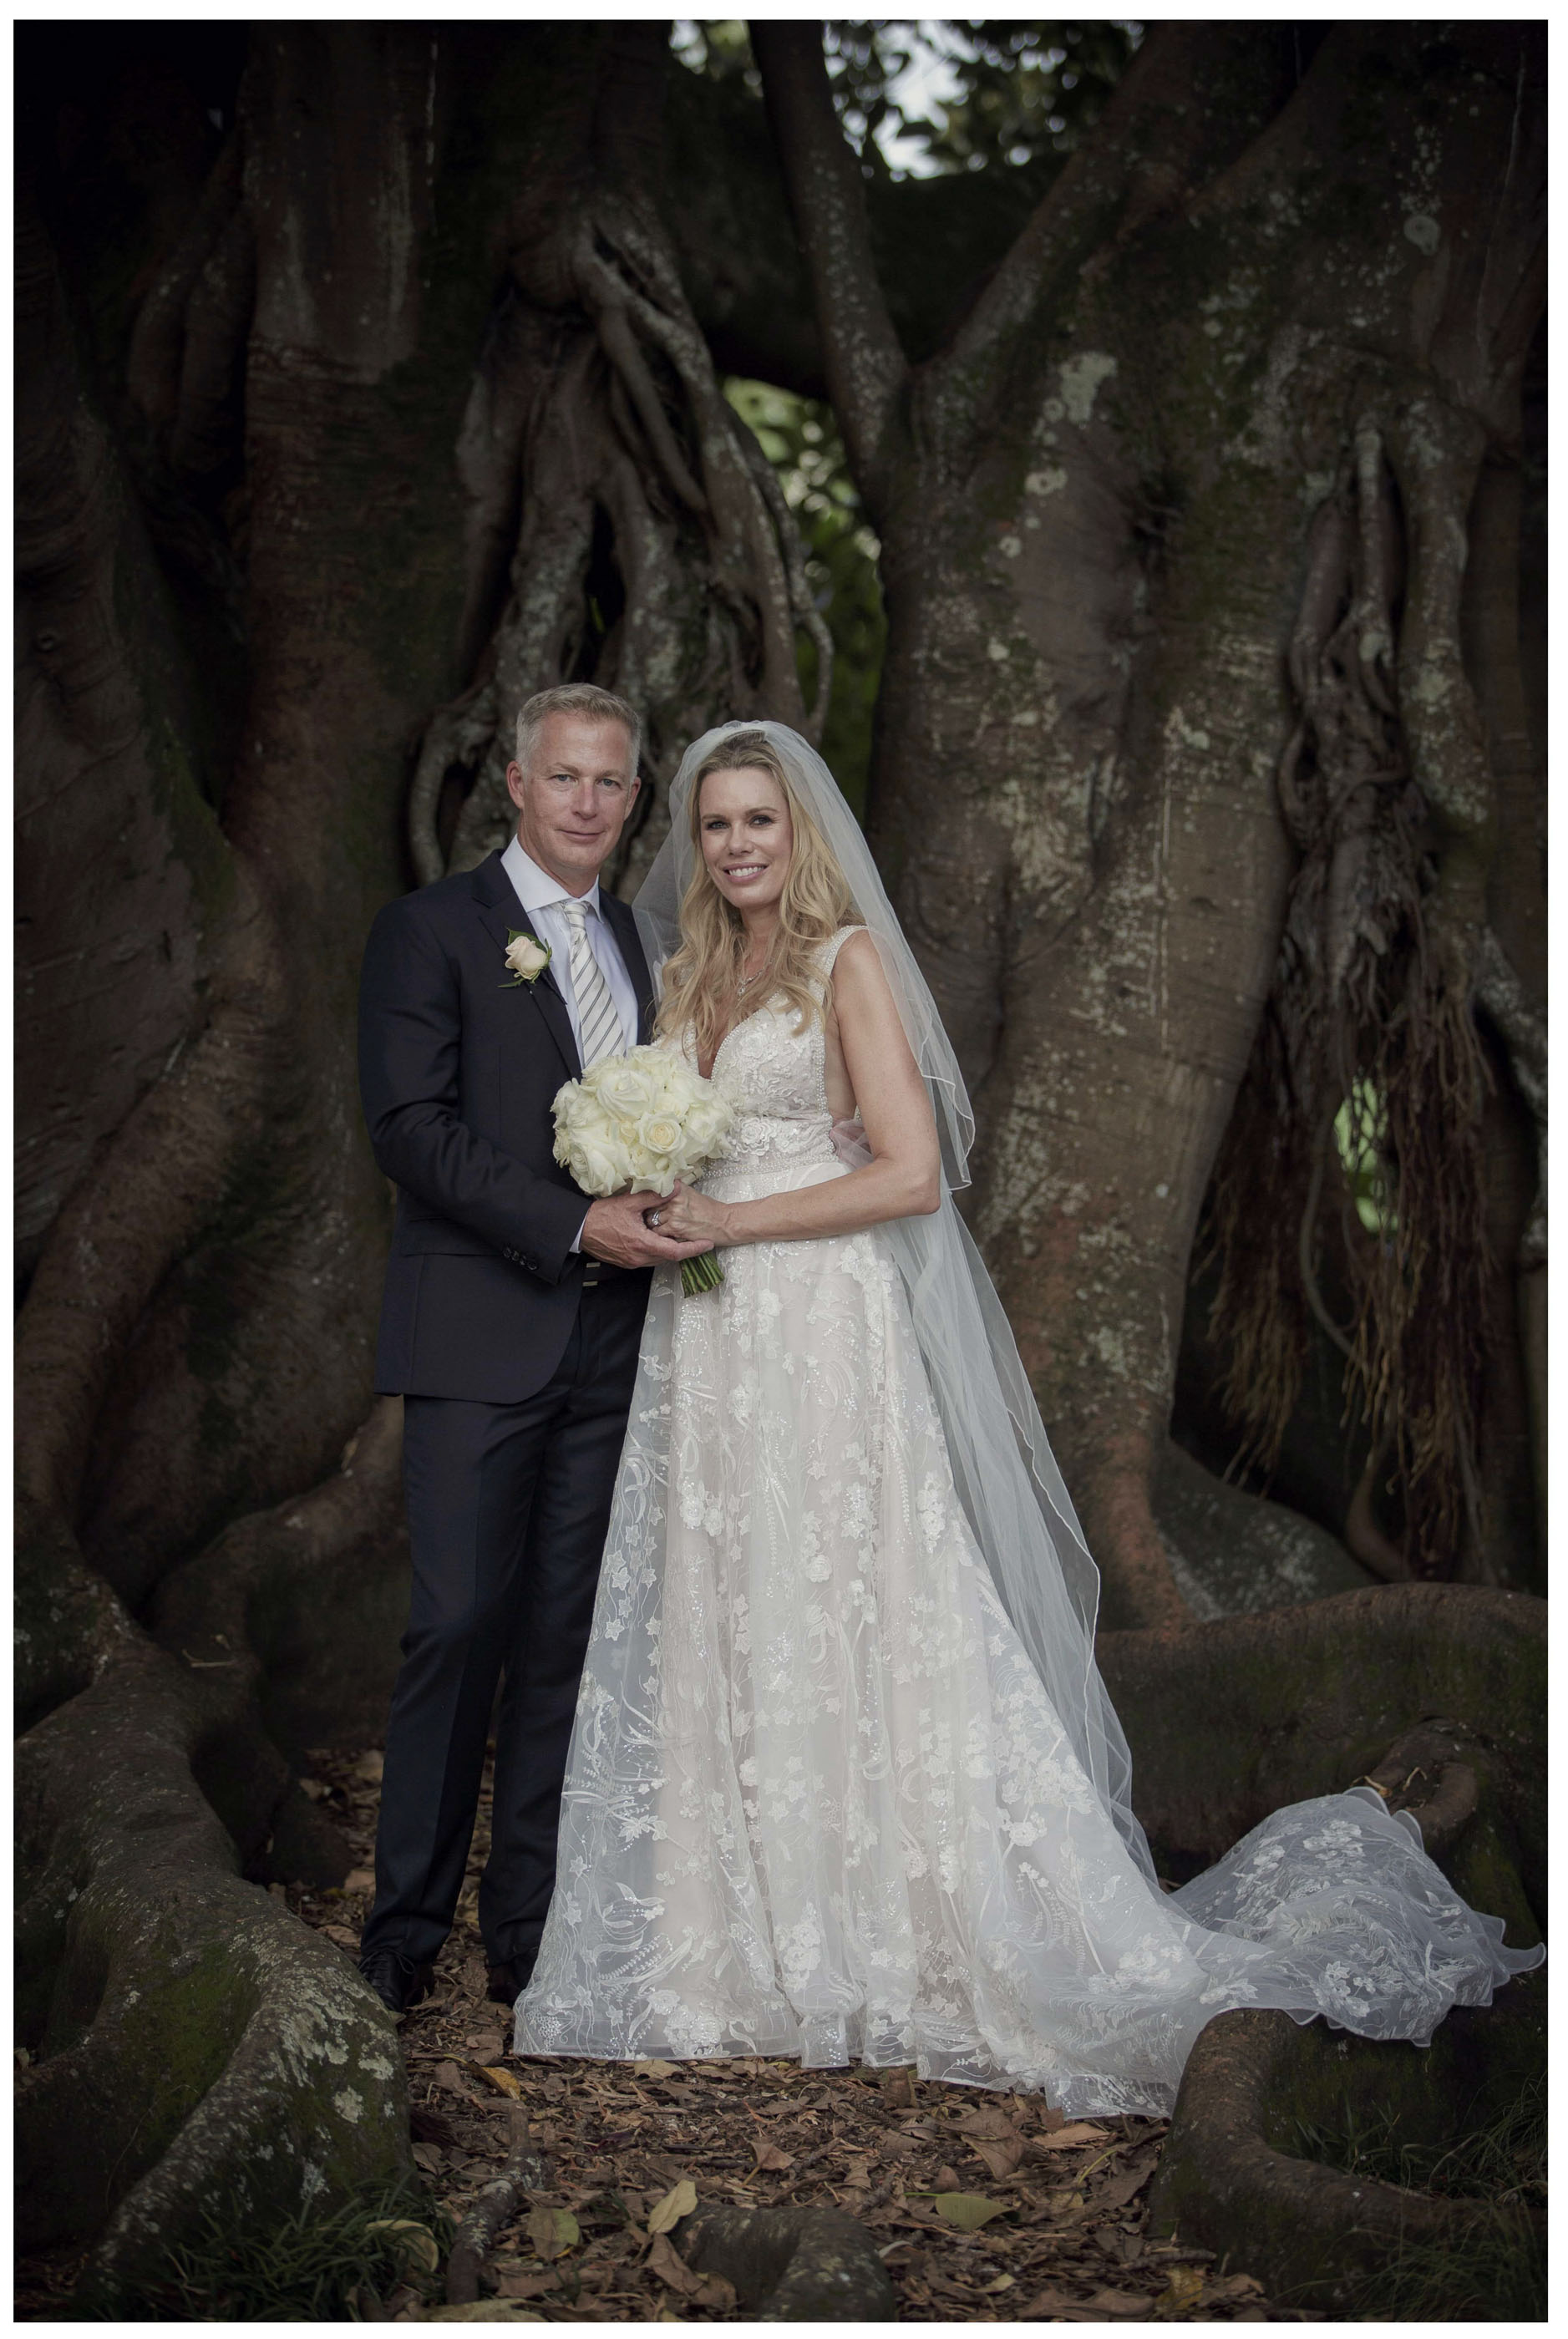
500,836,640,1059
501,835,640,1256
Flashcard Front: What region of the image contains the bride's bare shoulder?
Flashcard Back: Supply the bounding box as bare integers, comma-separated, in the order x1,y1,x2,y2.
824,927,900,1024
820,923,873,975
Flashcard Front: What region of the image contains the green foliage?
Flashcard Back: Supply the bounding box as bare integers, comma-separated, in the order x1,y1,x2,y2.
826,20,1139,185
726,379,886,819
673,19,1140,189
1333,1077,1396,1238
109,2181,453,2321
1291,2080,1545,2321
670,19,759,93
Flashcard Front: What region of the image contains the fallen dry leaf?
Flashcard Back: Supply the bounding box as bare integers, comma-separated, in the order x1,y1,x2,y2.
343,1866,376,1894
474,2063,523,2099
957,2106,1019,2142
1205,2272,1266,2303
322,1923,360,1950
1083,2286,1158,2317
970,2133,1025,2181
646,2231,703,2296
419,2306,543,2323
434,2060,482,2105
751,2137,794,2173
633,2057,677,2079
931,2192,1008,2231
1094,2153,1158,2215
494,2270,559,2301
1154,2264,1206,2316
647,2178,698,2235
1017,2286,1106,2322
525,2205,579,2262
363,2218,440,2273
1032,2121,1112,2152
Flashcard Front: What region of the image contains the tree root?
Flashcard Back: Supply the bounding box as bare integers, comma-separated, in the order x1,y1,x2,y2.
16,1634,413,2313
18,1407,419,2306
1152,1436,1376,1620
1342,1444,1413,1580
677,2203,896,2321
1146,1972,1545,2312
1146,1704,1545,2310
1099,1582,1545,1936
1359,1716,1481,1851
444,2108,551,2305
151,1397,408,1797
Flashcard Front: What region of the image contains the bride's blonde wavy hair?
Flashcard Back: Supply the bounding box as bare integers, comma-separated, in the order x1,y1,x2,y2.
656,728,860,1063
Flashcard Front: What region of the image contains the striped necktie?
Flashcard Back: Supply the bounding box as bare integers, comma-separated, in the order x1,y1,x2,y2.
560,897,623,1068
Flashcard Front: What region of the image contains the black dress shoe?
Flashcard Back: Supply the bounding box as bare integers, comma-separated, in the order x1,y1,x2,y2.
358,1948,435,2013
486,1947,538,2006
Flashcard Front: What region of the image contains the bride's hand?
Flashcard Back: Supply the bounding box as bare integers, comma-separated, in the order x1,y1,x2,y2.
645,1182,734,1249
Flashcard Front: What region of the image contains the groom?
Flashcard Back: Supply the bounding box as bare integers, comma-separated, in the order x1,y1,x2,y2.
355,682,707,2013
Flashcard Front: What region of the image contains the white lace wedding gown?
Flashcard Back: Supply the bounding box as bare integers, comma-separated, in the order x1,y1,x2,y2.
515,931,1540,2113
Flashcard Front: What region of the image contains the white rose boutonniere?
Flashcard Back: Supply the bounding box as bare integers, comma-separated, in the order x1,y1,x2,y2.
503,929,552,987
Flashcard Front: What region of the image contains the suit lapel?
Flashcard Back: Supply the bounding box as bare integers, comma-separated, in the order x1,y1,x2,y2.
469,855,581,1078
602,891,657,1043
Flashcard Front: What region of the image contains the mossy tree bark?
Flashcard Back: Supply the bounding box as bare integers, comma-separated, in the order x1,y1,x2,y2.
754,19,1545,1623
14,18,1545,2297
14,24,827,2300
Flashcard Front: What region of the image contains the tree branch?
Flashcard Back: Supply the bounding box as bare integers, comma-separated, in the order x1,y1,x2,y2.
750,22,906,509
941,23,1291,387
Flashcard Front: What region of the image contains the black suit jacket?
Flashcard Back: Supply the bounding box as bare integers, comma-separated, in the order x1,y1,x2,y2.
358,851,655,1403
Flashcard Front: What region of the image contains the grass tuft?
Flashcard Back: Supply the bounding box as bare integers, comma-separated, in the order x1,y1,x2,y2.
1291,2078,1545,2322
102,2179,453,2322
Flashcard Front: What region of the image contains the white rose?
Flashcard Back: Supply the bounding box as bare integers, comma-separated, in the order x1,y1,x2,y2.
591,1057,663,1116
505,933,551,981
636,1112,685,1158
682,1098,731,1154
568,1133,631,1195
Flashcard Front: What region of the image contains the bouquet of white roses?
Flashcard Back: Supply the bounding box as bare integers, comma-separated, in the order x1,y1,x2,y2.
552,1045,735,1296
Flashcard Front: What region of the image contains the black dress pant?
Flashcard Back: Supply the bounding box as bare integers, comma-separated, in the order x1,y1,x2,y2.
361,1270,651,1970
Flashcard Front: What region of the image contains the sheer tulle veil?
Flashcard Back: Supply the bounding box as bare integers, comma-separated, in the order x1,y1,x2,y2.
634,720,1158,1885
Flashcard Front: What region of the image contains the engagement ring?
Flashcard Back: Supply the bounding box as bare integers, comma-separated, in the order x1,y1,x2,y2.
648,1210,662,1228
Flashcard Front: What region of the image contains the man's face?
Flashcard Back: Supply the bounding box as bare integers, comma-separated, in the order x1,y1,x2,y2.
505,713,640,892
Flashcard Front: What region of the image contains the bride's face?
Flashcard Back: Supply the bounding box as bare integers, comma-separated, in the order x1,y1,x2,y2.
697,766,795,915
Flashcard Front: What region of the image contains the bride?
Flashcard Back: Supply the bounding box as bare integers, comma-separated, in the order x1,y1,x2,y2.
513,721,1540,2112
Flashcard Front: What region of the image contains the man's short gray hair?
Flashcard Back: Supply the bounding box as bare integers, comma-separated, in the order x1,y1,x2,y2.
514,683,642,777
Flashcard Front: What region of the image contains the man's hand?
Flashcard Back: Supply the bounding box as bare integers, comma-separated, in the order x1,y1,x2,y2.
581,1190,712,1271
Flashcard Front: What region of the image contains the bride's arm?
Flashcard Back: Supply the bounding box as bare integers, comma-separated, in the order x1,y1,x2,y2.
656,931,941,1249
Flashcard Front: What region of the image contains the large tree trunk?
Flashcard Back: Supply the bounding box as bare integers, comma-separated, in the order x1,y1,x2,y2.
754,19,1545,1624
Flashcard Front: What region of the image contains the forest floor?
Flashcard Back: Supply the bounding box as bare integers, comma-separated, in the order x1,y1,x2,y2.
15,1743,1332,2323
296,1748,1327,2322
